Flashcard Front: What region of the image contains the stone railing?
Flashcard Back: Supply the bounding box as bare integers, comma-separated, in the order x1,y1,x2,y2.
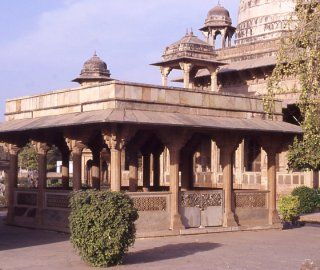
14,188,38,207
127,192,170,212
45,190,71,209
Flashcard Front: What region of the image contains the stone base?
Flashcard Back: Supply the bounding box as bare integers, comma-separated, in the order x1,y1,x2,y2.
171,214,185,230
223,212,238,227
269,210,281,225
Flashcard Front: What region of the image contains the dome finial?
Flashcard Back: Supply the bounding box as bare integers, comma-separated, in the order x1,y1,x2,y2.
190,28,194,36
93,51,97,57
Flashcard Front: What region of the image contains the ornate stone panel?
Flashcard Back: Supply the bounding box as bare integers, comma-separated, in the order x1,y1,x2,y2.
132,196,167,212
235,192,267,208
180,191,222,210
46,194,70,209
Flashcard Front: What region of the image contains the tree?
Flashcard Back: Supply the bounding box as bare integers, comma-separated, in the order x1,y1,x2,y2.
18,143,38,171
265,0,320,171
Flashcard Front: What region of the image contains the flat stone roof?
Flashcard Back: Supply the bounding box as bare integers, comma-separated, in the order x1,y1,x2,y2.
0,109,302,134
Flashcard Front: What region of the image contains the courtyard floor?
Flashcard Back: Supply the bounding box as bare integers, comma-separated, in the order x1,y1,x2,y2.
0,211,319,270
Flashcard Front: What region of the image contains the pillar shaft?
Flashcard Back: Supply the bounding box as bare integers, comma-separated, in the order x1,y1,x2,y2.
143,154,150,191
110,148,121,192
91,151,101,190
267,149,280,225
181,152,192,191
72,151,82,191
153,153,160,189
220,146,237,227
180,63,193,89
169,148,184,230
6,146,19,225
129,153,138,192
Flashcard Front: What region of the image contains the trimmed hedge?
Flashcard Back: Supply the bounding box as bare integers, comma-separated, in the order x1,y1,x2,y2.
291,186,318,214
69,190,138,267
278,195,300,222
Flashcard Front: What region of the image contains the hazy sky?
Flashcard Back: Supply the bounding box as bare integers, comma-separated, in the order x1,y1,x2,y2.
0,0,239,118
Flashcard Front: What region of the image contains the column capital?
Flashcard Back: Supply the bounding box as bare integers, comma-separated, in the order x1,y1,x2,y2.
31,141,50,155
65,138,86,154
260,135,287,154
160,66,172,77
214,133,242,154
103,125,136,151
3,143,21,155
158,129,191,152
179,62,193,72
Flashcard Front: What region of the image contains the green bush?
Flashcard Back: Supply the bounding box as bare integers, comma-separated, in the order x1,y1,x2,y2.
292,186,318,214
278,195,300,222
69,190,138,267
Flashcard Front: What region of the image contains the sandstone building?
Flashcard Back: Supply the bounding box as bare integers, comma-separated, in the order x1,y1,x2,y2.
0,1,313,235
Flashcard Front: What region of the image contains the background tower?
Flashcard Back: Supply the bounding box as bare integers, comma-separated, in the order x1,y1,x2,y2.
235,0,296,45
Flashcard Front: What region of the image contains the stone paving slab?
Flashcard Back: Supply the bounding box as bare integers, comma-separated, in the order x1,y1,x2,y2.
0,211,319,270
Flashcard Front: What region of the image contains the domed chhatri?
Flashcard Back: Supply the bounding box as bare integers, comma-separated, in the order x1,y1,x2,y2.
162,30,216,62
200,4,235,49
73,52,113,86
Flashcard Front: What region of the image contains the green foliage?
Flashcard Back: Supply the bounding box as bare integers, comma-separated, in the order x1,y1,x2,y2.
69,190,138,267
265,0,320,171
292,186,319,214
0,195,6,207
18,143,62,171
278,195,300,222
18,143,38,171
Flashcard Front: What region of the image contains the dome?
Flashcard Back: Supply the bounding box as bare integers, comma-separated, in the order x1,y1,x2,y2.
208,5,230,18
201,4,233,29
73,52,112,85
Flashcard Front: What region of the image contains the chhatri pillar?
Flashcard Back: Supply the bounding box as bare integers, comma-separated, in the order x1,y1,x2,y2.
207,66,219,92
32,141,50,226
179,63,194,89
91,149,101,190
66,139,86,191
160,67,172,87
3,143,20,225
128,150,139,192
216,133,241,228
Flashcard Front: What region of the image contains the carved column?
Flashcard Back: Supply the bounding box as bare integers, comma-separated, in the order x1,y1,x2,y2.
142,153,151,192
32,141,50,226
4,144,20,225
160,129,191,230
128,151,138,192
66,139,86,191
216,134,241,227
179,63,194,89
91,150,101,190
103,126,136,192
160,67,172,87
208,66,219,92
261,140,281,225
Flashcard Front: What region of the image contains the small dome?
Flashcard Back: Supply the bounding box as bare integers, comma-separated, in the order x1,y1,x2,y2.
208,5,230,18
73,52,112,85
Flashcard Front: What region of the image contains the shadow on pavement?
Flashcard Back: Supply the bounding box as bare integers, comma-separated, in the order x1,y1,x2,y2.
123,242,221,265
0,211,69,251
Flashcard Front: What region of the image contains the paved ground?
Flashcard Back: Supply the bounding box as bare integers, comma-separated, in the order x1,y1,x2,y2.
300,212,320,224
0,211,319,270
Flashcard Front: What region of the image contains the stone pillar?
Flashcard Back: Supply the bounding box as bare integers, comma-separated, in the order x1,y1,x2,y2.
160,67,172,87
129,151,138,192
32,142,50,226
4,144,20,225
208,66,219,92
159,130,191,230
179,63,193,89
91,150,101,190
61,153,69,189
142,153,150,192
66,139,86,191
216,134,240,228
169,146,184,230
181,151,192,191
103,126,135,192
153,152,161,189
235,140,245,188
261,138,281,225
